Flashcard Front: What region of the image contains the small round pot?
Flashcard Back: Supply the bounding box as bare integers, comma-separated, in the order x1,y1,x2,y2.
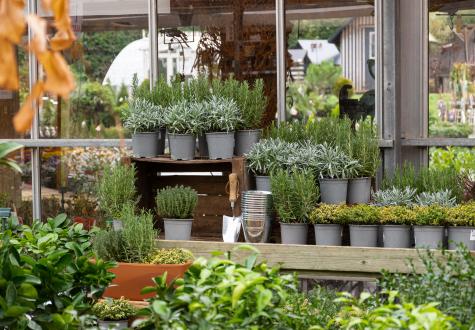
164,218,193,240
382,225,411,248
314,224,342,246
448,226,475,250
255,175,271,192
280,223,308,245
98,320,128,330
413,225,445,249
347,177,372,204
132,132,159,158
206,132,235,159
168,133,196,160
349,225,379,247
198,134,208,157
72,216,96,231
235,129,262,156
319,178,348,204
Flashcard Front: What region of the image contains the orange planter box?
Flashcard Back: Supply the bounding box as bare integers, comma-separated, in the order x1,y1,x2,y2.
104,262,191,301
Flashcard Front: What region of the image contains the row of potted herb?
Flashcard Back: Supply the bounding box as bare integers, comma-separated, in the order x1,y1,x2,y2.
123,77,267,160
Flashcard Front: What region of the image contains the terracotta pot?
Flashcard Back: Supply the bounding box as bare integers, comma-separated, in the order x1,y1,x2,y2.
103,262,191,301
72,216,96,230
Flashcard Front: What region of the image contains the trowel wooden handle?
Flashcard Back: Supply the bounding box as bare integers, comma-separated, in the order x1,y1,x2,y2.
228,173,239,203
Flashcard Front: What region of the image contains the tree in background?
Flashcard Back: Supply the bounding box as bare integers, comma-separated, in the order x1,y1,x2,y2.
288,19,345,48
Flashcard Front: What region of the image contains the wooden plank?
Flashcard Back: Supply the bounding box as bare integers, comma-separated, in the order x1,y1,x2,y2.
155,176,228,195
192,215,223,237
132,156,236,165
195,196,232,216
157,240,453,275
401,138,475,147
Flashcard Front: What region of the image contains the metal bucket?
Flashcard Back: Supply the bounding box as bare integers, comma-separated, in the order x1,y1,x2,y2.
241,191,274,243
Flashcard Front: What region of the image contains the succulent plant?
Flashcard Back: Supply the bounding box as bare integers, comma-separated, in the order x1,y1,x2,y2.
204,96,241,133
415,190,457,207
156,185,198,219
122,98,163,133
315,143,361,179
164,100,204,135
379,206,416,226
309,204,347,225
372,187,416,206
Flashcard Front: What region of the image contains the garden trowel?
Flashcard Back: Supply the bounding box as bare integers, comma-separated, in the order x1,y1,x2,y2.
223,173,241,242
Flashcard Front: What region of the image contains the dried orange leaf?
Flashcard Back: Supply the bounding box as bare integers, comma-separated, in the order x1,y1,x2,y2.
14,82,44,133
26,14,47,54
38,51,75,99
50,29,75,51
0,0,26,44
0,38,19,90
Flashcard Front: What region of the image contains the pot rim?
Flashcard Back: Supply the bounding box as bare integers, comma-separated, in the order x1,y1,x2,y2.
447,226,475,230
133,131,159,135
382,224,411,228
205,131,235,136
168,132,195,137
115,260,193,267
163,218,194,221
349,177,372,181
413,225,445,229
314,223,342,227
349,224,379,228
319,178,349,183
280,222,308,226
236,128,263,133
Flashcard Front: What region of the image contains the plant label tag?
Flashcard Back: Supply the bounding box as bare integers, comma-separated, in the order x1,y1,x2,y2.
112,220,123,231
470,230,475,241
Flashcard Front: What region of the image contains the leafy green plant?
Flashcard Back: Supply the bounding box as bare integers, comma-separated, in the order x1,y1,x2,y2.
164,100,204,135
381,164,417,192
307,116,352,153
156,185,198,219
412,205,448,226
309,204,347,225
182,75,211,103
379,206,416,225
270,169,319,223
92,298,136,321
246,138,290,175
236,79,267,130
0,142,23,173
340,204,380,225
372,187,417,206
349,118,380,178
415,190,457,207
315,143,360,179
96,164,137,220
431,147,475,178
148,248,193,265
446,203,475,227
264,121,308,143
379,245,475,326
136,246,297,329
204,96,241,133
122,98,163,133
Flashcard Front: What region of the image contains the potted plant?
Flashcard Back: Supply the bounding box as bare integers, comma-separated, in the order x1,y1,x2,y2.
372,187,417,206
316,143,360,204
348,119,380,204
92,298,136,330
415,190,457,207
204,96,240,159
341,204,380,247
164,101,203,160
309,204,346,246
446,203,475,250
122,98,163,158
271,169,319,245
246,139,286,191
235,79,267,155
94,205,193,300
412,205,448,249
156,185,198,241
379,205,415,248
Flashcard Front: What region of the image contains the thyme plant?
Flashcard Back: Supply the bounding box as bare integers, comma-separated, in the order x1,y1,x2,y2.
156,185,198,219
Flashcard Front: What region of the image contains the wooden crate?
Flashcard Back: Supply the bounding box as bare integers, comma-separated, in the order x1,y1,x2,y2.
131,157,250,239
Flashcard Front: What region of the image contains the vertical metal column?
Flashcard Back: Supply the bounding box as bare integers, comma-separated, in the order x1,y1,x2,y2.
275,0,286,123
28,0,41,220
148,0,159,89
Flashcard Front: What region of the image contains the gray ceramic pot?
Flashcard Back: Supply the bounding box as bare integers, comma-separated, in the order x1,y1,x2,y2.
349,225,379,247
448,226,475,250
347,177,372,204
255,175,271,192
164,219,193,240
168,133,196,160
319,178,348,204
314,224,342,246
413,226,445,249
206,132,235,159
235,129,262,156
280,223,308,245
382,225,412,248
198,134,208,157
157,127,167,155
98,320,128,330
132,132,159,158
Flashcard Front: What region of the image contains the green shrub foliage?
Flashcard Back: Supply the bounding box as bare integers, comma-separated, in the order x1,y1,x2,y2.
92,298,136,321
148,248,194,265
156,185,198,219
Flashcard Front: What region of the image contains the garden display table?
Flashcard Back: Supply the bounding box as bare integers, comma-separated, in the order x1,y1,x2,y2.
129,157,250,240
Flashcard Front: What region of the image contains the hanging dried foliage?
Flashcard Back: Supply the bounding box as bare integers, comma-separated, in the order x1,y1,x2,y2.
0,0,76,133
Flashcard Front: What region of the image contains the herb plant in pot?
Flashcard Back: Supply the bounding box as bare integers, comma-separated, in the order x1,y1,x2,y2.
164,101,203,160
246,139,285,191
379,206,415,248
316,144,360,204
271,169,319,245
412,205,448,249
235,79,267,155
122,98,163,158
204,96,240,159
342,204,380,247
92,298,136,330
156,185,198,240
348,119,380,204
309,204,346,246
446,203,475,250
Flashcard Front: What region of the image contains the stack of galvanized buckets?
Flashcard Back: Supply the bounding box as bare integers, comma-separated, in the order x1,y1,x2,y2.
241,191,273,243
